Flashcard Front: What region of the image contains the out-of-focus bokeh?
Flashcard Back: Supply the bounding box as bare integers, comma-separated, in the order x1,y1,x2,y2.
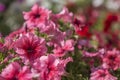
0,0,120,36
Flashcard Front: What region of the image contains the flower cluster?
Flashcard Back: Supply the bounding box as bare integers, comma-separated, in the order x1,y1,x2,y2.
0,3,120,80
0,4,73,80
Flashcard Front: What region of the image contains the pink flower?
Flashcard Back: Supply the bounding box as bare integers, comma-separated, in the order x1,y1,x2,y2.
102,49,120,70
7,25,29,40
61,39,74,51
33,54,72,80
18,66,33,80
55,7,73,23
53,39,74,57
14,33,47,61
39,21,56,34
1,62,20,80
3,37,14,50
0,76,5,80
37,21,66,45
47,29,66,46
1,62,33,80
90,68,117,80
23,4,51,27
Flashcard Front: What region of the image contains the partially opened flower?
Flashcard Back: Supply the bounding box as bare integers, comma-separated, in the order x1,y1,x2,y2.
23,4,51,28
14,33,47,61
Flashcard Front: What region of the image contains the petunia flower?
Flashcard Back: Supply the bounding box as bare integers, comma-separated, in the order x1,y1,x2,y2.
23,4,51,28
1,62,20,80
1,62,33,80
33,54,72,80
14,33,47,61
53,39,74,57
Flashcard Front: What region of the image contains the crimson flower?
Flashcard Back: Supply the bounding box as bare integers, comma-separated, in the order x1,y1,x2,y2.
73,18,91,38
104,13,118,32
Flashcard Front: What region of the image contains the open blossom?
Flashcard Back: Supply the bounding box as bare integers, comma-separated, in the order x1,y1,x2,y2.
33,54,72,80
90,68,117,80
14,33,47,61
23,4,51,27
102,49,120,70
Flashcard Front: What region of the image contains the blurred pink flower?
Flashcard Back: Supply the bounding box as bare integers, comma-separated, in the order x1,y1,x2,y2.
102,49,120,70
0,76,5,80
0,3,5,12
53,39,74,57
18,66,33,80
3,37,14,50
33,54,72,80
23,4,51,27
51,7,73,24
56,7,73,23
1,62,33,80
90,68,117,80
1,62,20,80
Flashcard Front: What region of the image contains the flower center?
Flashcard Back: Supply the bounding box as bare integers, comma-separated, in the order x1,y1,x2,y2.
27,47,35,54
109,55,116,61
100,73,106,77
34,14,40,18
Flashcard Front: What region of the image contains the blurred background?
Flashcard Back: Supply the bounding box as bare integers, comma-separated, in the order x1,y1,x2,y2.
0,0,120,36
